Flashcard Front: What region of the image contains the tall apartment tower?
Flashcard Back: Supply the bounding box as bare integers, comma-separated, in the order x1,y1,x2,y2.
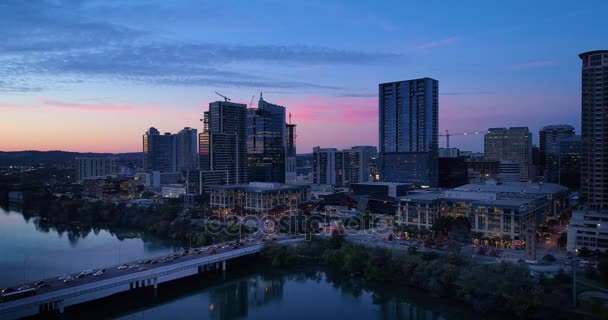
199,101,248,185
379,78,438,187
484,127,533,182
176,127,198,171
350,146,377,183
285,121,297,182
580,50,608,209
143,127,177,172
539,125,575,183
247,94,286,183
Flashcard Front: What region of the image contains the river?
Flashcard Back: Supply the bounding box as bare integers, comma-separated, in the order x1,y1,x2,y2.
1,207,489,320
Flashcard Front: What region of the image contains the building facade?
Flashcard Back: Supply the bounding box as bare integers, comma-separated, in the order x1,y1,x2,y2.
285,122,297,183
76,158,118,182
379,78,439,186
199,101,248,185
579,50,608,209
312,147,371,187
567,210,608,252
208,182,310,215
247,95,286,183
350,146,377,183
484,127,533,182
539,125,575,183
559,136,581,190
176,127,198,171
398,190,548,241
465,159,499,183
453,181,569,218
143,127,177,172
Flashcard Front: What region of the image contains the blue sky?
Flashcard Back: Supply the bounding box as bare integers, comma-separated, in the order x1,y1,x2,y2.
0,0,605,152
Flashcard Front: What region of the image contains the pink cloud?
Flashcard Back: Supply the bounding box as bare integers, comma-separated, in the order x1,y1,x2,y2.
39,98,160,114
508,60,559,70
417,36,462,49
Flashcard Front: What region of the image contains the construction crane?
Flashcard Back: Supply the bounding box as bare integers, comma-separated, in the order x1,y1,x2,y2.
439,129,487,148
214,91,231,102
249,95,255,108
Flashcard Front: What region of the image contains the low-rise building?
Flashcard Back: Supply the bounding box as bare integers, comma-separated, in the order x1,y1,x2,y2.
351,182,415,199
398,190,549,241
76,157,118,182
162,184,187,198
567,210,608,253
453,181,569,218
208,182,310,215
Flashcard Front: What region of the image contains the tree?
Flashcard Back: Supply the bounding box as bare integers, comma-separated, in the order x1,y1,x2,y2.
598,255,608,283
542,254,556,263
578,247,592,258
431,216,454,237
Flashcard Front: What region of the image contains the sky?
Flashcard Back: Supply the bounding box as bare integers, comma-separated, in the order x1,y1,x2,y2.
0,0,605,153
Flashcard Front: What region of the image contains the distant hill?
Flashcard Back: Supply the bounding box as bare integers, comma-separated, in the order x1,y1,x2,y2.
0,150,142,166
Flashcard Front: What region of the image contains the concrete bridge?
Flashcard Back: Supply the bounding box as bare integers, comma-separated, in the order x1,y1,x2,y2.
0,237,304,320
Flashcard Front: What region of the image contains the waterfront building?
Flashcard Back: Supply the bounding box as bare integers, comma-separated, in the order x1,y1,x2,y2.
247,95,286,183
379,78,438,186
76,157,118,182
453,181,569,218
208,182,310,215
199,101,248,184
398,190,548,241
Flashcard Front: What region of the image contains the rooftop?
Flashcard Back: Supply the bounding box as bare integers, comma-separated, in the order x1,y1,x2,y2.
351,182,415,187
400,190,539,207
209,182,309,193
454,181,567,194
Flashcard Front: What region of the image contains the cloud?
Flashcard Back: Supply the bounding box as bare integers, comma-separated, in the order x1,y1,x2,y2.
39,98,159,114
508,60,559,70
417,36,462,49
441,91,495,96
0,1,400,93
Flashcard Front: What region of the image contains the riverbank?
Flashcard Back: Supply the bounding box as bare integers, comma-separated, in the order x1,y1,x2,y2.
261,234,592,319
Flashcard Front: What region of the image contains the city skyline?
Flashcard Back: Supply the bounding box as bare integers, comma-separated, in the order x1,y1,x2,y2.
1,1,607,153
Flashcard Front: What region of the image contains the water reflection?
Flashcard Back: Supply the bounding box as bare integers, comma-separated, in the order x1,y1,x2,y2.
111,268,488,320
0,208,176,288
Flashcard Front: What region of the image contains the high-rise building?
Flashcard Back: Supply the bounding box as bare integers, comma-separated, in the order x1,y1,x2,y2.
560,136,581,190
312,146,374,187
76,158,118,182
247,94,286,183
580,50,608,209
379,78,438,187
176,127,198,171
484,127,532,181
286,122,297,182
350,146,377,183
539,125,575,183
199,101,248,184
143,127,176,172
